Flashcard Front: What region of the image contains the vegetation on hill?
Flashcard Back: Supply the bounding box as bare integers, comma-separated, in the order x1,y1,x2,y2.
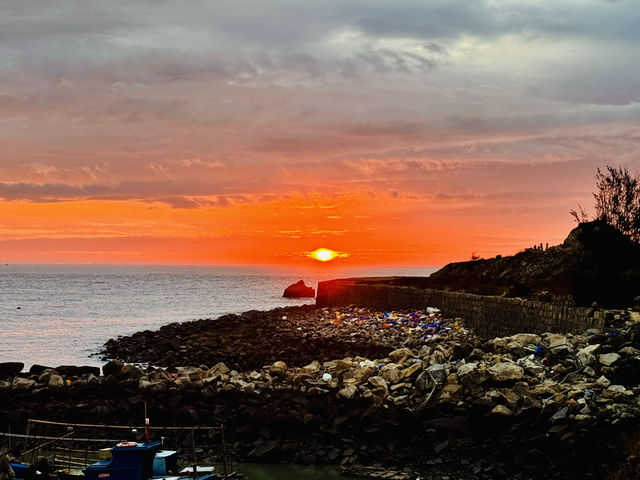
423,220,640,307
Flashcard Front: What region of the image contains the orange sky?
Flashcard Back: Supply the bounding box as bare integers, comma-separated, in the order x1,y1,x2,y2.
1,2,639,267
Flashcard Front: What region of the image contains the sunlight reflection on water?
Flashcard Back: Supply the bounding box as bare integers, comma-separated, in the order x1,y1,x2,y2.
0,264,436,369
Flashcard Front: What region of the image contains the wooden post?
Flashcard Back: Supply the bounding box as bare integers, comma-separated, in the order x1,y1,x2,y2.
220,426,228,478
190,428,197,479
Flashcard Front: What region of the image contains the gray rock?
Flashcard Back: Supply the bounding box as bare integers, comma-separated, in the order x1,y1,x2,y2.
207,362,230,379
338,385,358,399
0,362,24,379
388,347,415,364
12,377,35,390
509,333,541,346
48,374,65,388
368,376,388,391
599,353,620,366
490,405,513,416
576,344,600,367
488,363,524,382
550,406,568,423
457,362,488,388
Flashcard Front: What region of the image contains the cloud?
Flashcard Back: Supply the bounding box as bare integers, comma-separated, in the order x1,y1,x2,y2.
0,1,639,218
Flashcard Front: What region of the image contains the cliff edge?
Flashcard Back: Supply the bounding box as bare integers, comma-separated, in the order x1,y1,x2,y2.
422,220,640,306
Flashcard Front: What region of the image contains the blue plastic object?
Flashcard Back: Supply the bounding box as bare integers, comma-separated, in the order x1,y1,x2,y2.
84,442,161,480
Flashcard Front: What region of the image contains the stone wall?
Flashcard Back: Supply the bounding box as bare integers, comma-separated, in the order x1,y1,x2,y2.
316,279,605,337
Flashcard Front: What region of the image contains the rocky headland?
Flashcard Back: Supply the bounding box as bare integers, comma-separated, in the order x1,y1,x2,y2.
386,220,640,307
3,304,640,479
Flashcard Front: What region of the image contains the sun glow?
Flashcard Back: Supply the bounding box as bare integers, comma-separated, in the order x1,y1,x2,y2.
307,248,348,262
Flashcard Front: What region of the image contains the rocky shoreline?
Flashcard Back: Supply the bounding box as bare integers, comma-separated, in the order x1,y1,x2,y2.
2,305,640,479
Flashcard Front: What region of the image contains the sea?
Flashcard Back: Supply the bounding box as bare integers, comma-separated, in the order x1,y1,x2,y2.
1,264,436,480
0,264,436,369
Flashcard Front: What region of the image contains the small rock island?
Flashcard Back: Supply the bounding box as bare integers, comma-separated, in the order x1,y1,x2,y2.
283,279,315,298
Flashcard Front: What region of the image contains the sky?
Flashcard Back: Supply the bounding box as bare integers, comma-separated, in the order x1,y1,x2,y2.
1,0,639,267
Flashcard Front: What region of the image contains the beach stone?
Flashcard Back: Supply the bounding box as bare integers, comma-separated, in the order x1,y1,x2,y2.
599,353,620,366
596,376,611,388
176,366,207,380
29,365,51,375
122,364,144,380
102,360,124,377
457,362,488,388
270,361,288,373
12,377,35,391
510,333,541,346
174,376,191,388
619,346,640,356
490,405,513,416
0,362,24,379
292,373,313,385
368,376,388,391
334,359,353,373
399,363,421,380
380,364,400,383
438,384,463,404
351,366,375,384
488,363,524,382
208,362,230,379
389,347,414,364
577,345,600,367
550,406,569,423
48,374,65,388
302,361,321,374
139,379,168,393
338,385,358,400
546,335,572,356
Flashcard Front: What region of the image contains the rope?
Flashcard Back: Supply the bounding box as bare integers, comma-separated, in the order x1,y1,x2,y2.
27,420,222,431
0,433,122,443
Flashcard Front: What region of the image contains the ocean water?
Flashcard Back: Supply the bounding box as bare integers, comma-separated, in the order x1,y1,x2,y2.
0,264,437,369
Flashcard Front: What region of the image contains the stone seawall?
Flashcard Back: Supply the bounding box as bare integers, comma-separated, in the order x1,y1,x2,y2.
316,279,605,336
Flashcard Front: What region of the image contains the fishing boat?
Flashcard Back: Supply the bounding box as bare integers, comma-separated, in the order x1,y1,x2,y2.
83,440,216,480
2,419,241,480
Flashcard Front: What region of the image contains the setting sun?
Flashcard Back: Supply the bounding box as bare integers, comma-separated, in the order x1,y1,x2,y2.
307,248,348,262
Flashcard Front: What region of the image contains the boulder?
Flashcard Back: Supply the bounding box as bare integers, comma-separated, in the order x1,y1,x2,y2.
509,333,541,346
0,362,24,378
388,347,414,364
338,385,358,399
102,360,124,377
488,363,524,382
208,362,230,379
457,362,488,388
490,405,513,416
283,280,315,298
368,376,388,391
12,377,35,391
576,344,600,367
29,364,50,375
599,352,620,366
48,374,65,388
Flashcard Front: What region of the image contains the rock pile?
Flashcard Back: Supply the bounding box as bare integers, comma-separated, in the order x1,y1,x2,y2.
3,305,640,478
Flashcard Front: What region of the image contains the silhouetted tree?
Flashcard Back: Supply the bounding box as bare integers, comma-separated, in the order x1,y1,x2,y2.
569,204,590,223
593,166,640,242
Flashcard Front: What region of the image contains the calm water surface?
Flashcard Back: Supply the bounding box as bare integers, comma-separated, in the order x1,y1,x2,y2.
0,264,436,368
